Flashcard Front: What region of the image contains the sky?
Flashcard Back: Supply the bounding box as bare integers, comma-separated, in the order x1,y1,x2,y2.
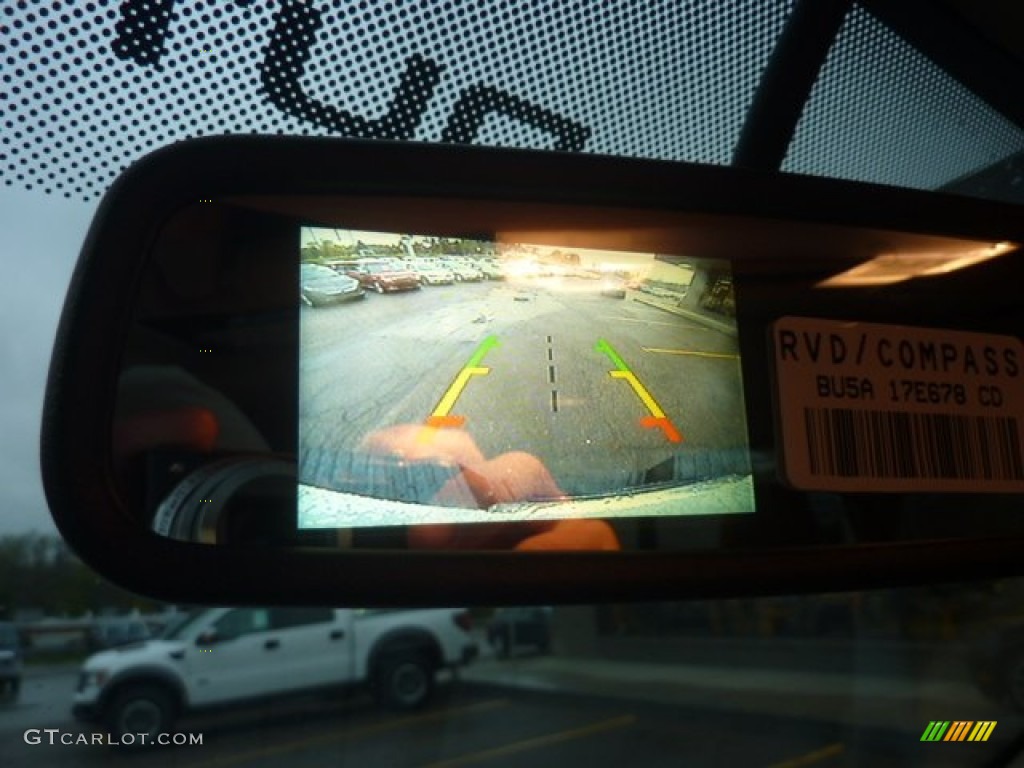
0,189,94,535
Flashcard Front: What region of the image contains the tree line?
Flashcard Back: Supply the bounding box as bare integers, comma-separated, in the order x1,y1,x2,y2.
302,236,493,262
0,533,163,619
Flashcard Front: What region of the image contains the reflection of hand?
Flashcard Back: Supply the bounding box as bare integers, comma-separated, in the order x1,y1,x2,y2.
114,366,269,474
112,406,220,505
360,425,620,551
514,519,620,551
436,451,564,508
113,366,271,510
409,518,619,552
113,406,220,467
359,424,485,467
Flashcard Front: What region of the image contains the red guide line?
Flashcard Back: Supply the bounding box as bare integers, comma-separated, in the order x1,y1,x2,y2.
426,415,466,428
640,416,683,443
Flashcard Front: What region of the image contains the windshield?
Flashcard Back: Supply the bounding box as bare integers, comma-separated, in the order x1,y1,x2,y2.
160,610,207,641
3,1,1024,766
300,264,344,285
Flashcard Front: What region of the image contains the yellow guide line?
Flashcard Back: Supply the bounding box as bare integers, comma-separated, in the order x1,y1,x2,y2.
611,370,665,418
431,366,490,418
602,315,697,329
642,347,739,359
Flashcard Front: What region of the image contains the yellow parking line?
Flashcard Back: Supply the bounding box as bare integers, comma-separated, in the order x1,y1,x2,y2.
190,699,511,768
419,714,637,768
642,347,739,359
610,370,665,418
766,742,844,768
603,315,698,329
431,366,490,418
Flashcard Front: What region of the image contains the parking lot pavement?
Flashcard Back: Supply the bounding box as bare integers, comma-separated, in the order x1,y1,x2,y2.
2,651,1017,767
0,662,79,736
631,292,738,336
22,661,83,679
462,645,1007,736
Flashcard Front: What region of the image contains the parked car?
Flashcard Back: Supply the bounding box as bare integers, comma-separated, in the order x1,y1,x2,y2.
487,607,552,658
439,259,483,282
599,277,628,299
410,260,455,285
73,607,477,742
0,621,22,698
300,262,364,306
474,260,504,280
88,617,152,652
342,260,421,293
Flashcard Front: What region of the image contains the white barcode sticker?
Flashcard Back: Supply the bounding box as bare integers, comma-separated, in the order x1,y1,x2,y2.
772,317,1024,492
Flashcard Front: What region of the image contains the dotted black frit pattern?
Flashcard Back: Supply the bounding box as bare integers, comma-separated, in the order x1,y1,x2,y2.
1,0,793,200
784,4,1024,190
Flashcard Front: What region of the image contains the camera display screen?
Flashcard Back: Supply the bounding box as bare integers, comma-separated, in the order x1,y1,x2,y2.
297,227,754,528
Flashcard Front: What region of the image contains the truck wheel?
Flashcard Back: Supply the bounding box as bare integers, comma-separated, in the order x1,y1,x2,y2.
376,654,433,711
105,685,175,746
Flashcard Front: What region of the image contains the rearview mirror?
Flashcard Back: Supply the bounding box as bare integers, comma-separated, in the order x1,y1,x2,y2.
41,138,1024,605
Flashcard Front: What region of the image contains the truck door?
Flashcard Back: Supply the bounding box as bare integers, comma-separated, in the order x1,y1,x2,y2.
187,608,284,706
266,608,355,692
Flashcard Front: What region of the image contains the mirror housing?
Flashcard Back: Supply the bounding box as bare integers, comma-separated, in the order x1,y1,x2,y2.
41,137,1024,605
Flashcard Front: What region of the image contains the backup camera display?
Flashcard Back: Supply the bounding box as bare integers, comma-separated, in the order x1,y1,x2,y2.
298,228,754,528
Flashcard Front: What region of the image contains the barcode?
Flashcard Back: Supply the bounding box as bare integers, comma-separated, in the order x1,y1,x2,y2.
803,408,1024,481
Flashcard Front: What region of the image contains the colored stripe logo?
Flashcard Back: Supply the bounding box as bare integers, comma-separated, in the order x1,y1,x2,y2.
920,721,996,742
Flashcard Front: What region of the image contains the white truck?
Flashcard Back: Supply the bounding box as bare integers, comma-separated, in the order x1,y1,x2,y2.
72,607,478,741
